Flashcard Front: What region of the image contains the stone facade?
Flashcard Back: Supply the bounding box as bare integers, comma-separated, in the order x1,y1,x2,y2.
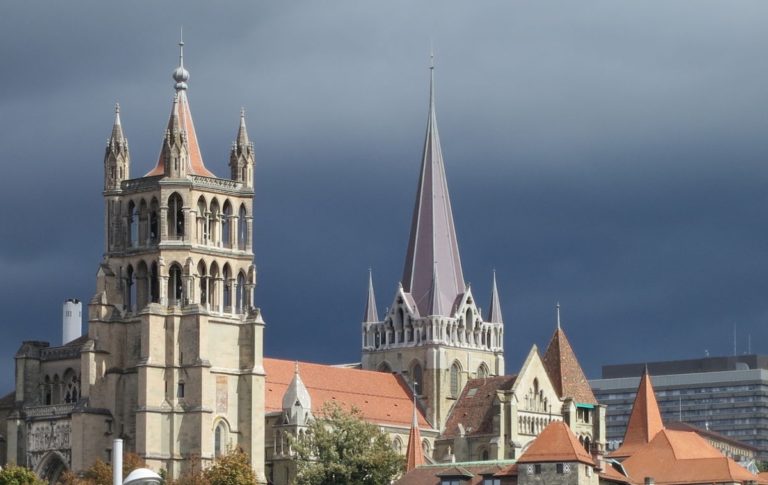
5,44,266,484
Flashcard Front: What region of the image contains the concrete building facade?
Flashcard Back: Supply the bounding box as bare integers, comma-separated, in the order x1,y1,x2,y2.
591,355,768,460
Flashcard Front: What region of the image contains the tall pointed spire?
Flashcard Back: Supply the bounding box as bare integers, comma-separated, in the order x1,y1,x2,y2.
486,270,503,323
237,107,249,146
363,269,379,323
402,53,465,316
611,367,664,459
405,393,425,471
146,33,215,178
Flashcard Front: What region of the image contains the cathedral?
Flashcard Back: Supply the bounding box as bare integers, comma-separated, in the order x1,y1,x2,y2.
1,42,607,485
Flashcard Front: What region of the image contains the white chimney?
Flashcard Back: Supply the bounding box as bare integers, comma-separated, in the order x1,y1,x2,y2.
62,299,82,345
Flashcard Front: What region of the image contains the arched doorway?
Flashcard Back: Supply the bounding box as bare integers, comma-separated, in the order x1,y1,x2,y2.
35,451,69,484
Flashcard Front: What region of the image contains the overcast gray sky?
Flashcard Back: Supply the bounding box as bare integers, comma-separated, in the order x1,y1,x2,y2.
2,1,768,392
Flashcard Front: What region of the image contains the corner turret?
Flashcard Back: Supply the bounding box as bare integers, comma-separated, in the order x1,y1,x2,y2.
230,108,255,188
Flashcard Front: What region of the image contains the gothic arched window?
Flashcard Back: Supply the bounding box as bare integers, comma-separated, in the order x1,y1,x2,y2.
477,363,489,379
238,205,248,250
168,264,183,307
214,421,227,458
168,193,185,239
450,362,461,398
412,362,423,395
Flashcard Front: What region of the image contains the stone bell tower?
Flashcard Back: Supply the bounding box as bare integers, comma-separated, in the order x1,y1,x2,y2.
84,36,266,482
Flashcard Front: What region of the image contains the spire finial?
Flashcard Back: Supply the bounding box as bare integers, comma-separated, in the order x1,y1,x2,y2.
429,42,435,70
294,360,300,375
556,302,561,330
240,106,246,119
172,28,190,91
114,102,121,126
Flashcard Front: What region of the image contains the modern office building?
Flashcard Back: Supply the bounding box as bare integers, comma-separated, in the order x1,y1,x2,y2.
590,355,768,460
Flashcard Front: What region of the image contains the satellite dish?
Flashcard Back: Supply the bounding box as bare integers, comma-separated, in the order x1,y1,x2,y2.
123,468,162,485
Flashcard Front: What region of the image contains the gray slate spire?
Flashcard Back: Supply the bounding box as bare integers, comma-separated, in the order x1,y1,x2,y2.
363,269,379,323
402,59,465,316
486,271,503,324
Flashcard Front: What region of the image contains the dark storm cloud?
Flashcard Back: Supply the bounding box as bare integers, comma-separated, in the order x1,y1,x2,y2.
2,1,768,390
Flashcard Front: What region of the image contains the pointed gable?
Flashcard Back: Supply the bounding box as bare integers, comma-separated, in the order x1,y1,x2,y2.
611,368,664,459
542,327,597,405
402,64,464,316
517,421,595,465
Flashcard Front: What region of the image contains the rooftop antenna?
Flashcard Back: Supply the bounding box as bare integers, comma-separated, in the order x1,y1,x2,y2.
748,334,752,355
733,323,737,357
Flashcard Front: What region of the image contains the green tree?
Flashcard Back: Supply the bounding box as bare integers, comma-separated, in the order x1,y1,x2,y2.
203,448,257,485
0,464,45,485
57,453,145,485
163,449,256,485
292,402,404,485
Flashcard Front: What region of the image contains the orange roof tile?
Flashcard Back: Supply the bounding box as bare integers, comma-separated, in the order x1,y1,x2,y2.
396,464,507,485
442,375,517,438
542,327,597,405
517,421,595,465
146,90,215,178
600,461,635,485
610,369,664,460
405,410,425,472
264,358,430,429
622,429,760,485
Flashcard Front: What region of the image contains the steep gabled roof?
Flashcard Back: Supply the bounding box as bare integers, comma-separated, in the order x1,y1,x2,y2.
442,375,517,439
621,429,761,485
264,358,430,429
516,421,595,465
401,63,464,317
610,368,664,459
542,326,597,405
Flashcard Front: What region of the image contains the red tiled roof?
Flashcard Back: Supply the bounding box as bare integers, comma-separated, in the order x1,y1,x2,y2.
406,414,425,472
610,369,664,460
621,429,761,485
542,328,597,405
600,461,635,485
517,421,595,465
396,464,507,485
264,358,430,429
665,421,759,453
442,375,517,438
146,90,215,178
